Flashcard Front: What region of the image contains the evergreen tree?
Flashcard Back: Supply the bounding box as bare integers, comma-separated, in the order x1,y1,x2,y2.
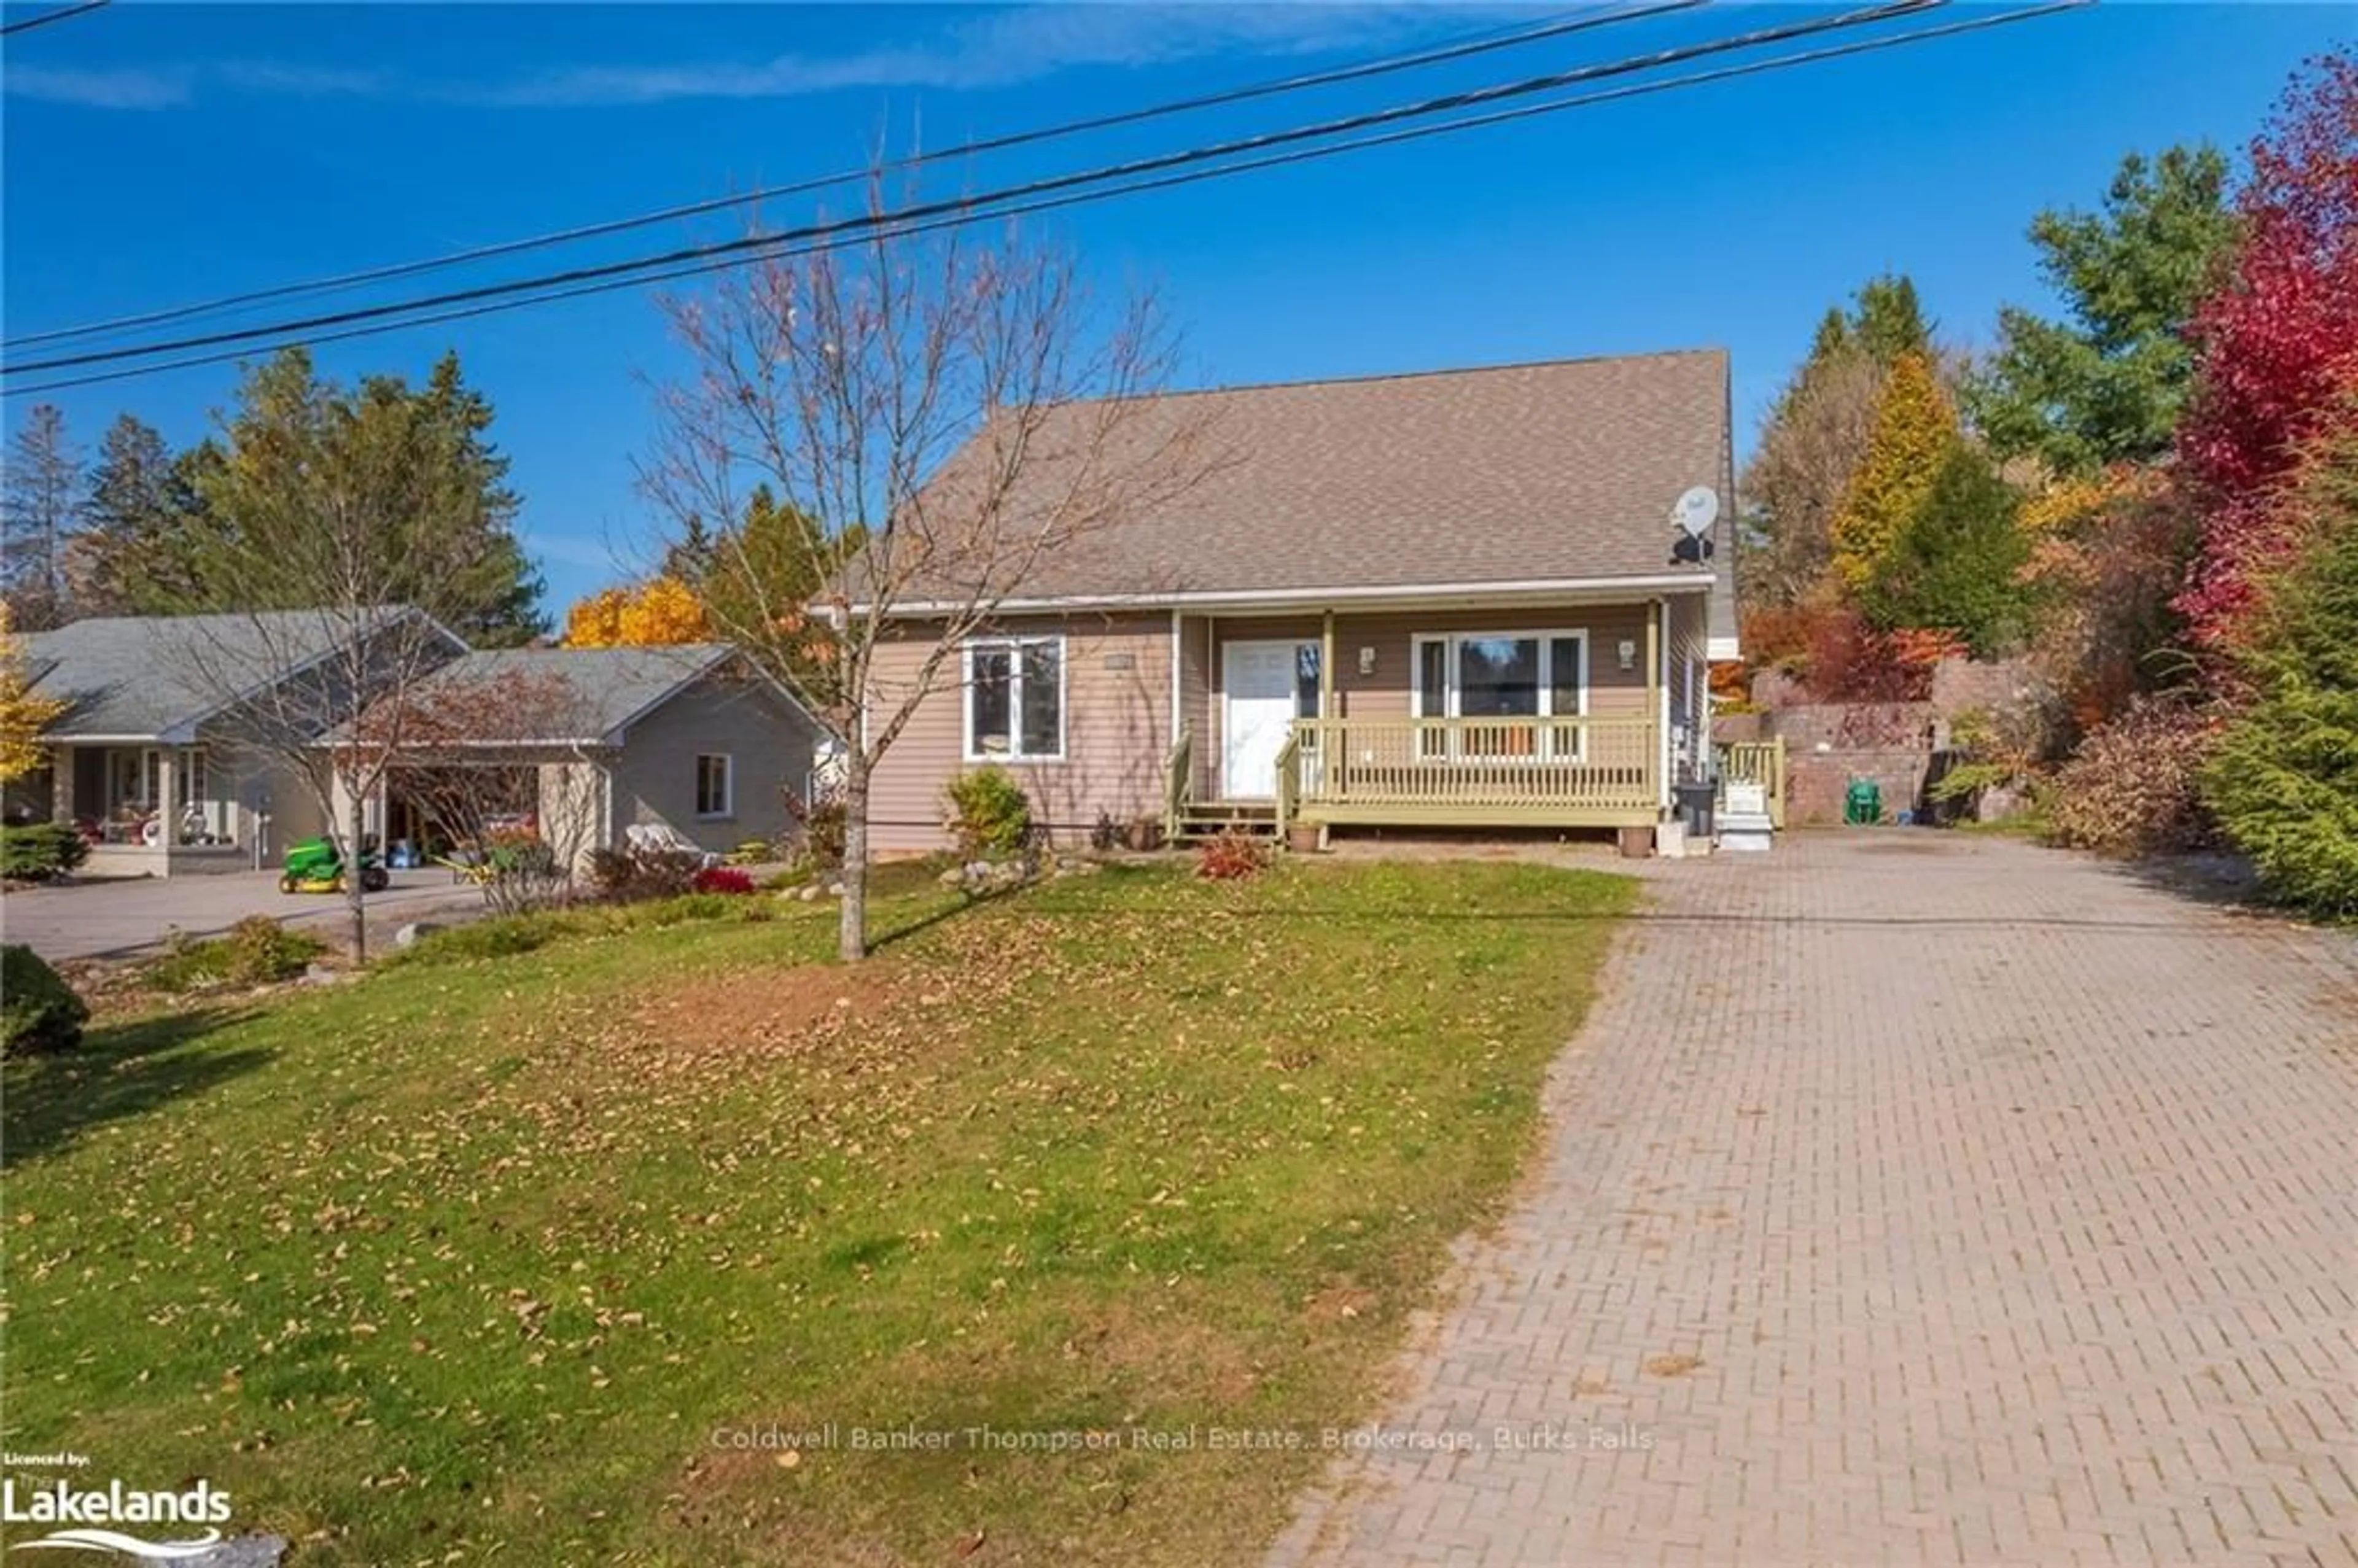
1828,351,1959,593
1861,447,2034,656
411,352,546,646
73,414,198,617
1969,146,2240,475
2201,411,2358,917
161,349,546,642
1,405,85,629
1850,274,1934,367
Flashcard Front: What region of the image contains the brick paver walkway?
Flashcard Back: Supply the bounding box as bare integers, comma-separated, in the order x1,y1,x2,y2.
1272,833,2357,1567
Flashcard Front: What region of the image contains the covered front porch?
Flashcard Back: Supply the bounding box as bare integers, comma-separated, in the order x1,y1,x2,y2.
1162,592,1706,841
46,742,265,876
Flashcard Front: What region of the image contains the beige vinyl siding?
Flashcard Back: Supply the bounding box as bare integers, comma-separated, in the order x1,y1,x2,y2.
866,613,1173,853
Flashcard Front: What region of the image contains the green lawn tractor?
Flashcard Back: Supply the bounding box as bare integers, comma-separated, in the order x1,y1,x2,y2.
279,836,391,895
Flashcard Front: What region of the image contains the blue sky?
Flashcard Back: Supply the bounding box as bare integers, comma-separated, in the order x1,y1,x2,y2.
3,2,2349,611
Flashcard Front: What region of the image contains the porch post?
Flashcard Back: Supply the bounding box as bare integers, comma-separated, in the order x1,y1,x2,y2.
1321,609,1338,805
1645,599,1663,812
1320,611,1336,719
154,749,177,858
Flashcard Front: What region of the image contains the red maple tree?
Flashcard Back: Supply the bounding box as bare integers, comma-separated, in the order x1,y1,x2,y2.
2176,48,2358,654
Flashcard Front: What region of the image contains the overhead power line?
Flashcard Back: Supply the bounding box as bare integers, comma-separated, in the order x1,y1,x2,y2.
1,0,1941,380
0,0,108,38
1,1,2089,398
2,1,1702,351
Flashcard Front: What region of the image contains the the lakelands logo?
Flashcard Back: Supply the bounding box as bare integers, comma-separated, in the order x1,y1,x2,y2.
4,1478,233,1559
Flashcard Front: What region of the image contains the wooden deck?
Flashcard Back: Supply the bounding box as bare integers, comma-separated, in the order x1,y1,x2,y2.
1280,715,1660,830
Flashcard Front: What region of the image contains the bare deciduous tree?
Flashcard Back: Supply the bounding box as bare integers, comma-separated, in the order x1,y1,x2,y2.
1740,349,1886,608
638,193,1216,960
348,665,605,915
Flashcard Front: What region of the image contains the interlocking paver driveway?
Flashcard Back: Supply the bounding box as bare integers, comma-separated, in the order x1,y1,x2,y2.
1274,833,2357,1567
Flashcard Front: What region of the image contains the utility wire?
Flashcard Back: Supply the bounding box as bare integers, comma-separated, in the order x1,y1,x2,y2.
1,1,2087,398
0,0,108,38
2,1,1700,351
1,0,1937,379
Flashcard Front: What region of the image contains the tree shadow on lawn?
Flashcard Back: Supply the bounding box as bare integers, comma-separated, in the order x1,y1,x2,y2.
2,1007,271,1168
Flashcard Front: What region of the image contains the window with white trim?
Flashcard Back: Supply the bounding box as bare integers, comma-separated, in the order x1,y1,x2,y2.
694,753,734,818
964,636,1065,761
1411,631,1589,759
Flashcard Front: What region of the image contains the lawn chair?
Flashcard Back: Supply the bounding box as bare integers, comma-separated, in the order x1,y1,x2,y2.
623,822,722,869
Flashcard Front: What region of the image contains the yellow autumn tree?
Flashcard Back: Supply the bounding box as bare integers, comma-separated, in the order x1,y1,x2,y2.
1829,351,1958,592
562,587,630,647
0,604,68,783
561,576,709,647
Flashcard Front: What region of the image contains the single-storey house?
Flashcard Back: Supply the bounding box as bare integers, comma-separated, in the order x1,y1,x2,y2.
7,608,465,875
357,643,825,863
11,613,824,875
861,350,1737,853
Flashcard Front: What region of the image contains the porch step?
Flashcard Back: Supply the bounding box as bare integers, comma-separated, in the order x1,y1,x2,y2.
1170,801,1280,842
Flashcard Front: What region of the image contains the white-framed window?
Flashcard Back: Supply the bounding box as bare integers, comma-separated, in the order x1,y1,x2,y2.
1410,630,1589,760
963,635,1065,762
694,753,734,818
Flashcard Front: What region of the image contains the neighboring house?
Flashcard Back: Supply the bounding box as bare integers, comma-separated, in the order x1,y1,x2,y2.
358,644,824,862
862,350,1738,853
7,608,465,875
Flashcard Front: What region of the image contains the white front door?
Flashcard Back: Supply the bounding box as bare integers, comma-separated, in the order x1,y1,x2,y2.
1223,640,1302,798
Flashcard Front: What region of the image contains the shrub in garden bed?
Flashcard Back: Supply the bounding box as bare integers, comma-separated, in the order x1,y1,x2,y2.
588,841,705,902
690,865,758,896
1,822,89,882
2,944,87,1057
144,916,325,993
784,786,847,875
944,766,1032,860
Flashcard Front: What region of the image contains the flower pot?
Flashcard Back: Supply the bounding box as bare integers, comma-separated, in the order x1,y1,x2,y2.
1286,823,1323,854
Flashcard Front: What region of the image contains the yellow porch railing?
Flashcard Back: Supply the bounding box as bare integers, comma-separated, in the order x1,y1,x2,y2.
1716,738,1788,828
1283,715,1659,827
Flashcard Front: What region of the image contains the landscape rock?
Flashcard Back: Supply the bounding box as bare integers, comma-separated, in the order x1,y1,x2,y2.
299,963,356,987
393,921,443,949
825,880,846,898
798,883,824,903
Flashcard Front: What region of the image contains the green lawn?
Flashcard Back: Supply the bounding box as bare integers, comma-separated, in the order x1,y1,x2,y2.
2,860,1632,1566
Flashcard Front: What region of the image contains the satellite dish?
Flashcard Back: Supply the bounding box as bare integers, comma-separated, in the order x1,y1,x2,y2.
1672,486,1721,537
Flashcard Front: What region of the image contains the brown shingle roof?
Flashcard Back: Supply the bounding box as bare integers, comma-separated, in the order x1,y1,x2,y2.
892,347,1733,606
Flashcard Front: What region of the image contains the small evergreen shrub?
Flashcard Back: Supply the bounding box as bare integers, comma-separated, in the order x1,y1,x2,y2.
1,944,87,1057
691,865,757,896
1,823,89,882
944,767,1032,860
